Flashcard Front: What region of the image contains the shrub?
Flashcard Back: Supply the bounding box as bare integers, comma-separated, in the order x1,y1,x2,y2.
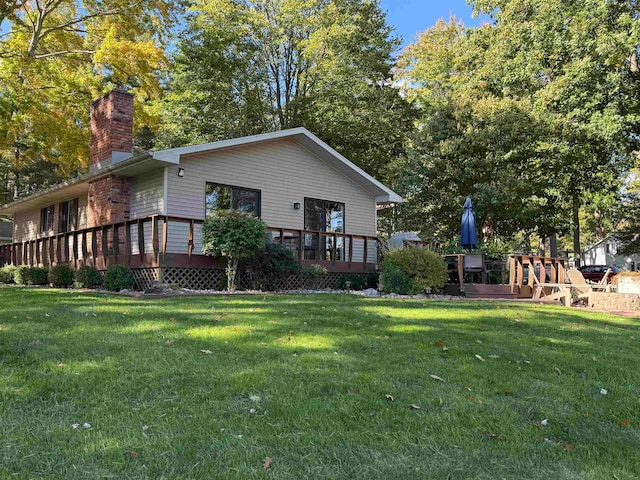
30,267,50,285
365,272,379,289
382,248,448,292
305,263,327,289
103,264,134,292
16,267,49,286
0,265,16,284
74,265,102,289
49,264,74,288
380,265,415,294
201,211,266,291
247,243,300,291
335,273,365,290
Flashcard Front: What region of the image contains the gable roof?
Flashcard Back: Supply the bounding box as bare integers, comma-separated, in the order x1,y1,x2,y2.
0,127,402,215
152,128,403,203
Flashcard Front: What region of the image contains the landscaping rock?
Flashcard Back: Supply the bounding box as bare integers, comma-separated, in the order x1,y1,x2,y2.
364,288,379,297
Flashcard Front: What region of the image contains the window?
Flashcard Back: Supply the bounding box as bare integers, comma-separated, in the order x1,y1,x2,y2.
304,198,345,261
59,199,78,233
205,183,261,217
40,205,55,233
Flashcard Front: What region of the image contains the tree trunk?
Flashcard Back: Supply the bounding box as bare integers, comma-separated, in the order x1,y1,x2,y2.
549,234,558,258
573,195,581,268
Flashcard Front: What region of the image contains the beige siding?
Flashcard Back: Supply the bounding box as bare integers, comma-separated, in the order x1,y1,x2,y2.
130,169,164,219
13,208,40,242
165,138,377,242
13,193,90,243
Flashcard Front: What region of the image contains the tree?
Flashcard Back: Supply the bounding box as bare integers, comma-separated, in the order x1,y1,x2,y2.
155,0,415,180
0,0,179,200
395,4,640,258
468,0,640,265
201,211,267,291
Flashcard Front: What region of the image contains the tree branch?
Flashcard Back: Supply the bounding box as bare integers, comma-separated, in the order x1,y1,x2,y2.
33,49,95,59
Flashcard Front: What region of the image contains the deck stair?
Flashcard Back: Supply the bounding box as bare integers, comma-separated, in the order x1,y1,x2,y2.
463,284,518,300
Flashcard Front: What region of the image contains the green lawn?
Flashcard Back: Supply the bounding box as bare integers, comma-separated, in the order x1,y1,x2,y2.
0,287,639,479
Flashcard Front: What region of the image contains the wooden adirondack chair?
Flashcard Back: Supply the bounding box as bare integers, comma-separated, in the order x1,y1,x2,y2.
533,268,611,306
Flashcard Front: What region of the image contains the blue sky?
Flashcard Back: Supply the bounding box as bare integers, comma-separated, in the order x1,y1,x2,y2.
380,0,491,50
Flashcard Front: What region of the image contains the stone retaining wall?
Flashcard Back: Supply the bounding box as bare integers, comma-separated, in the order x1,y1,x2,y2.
589,291,640,311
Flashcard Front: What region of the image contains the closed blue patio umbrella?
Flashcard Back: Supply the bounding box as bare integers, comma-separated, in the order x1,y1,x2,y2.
460,197,478,250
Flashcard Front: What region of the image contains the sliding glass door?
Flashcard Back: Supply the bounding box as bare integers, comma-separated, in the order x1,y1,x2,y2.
304,198,345,261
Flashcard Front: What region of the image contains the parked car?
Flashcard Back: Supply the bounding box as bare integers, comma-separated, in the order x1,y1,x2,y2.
579,265,621,283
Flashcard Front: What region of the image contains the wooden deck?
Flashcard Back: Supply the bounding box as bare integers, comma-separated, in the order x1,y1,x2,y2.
0,214,378,273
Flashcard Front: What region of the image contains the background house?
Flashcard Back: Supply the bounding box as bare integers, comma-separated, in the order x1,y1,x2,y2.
583,235,640,271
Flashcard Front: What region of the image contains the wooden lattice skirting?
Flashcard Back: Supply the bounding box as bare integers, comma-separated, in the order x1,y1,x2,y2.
122,267,371,291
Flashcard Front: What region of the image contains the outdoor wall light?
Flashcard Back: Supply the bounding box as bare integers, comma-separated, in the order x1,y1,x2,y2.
293,202,301,210
177,167,185,177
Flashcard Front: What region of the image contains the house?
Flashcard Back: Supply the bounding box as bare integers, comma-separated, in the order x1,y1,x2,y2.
583,235,640,271
388,231,423,250
0,90,402,289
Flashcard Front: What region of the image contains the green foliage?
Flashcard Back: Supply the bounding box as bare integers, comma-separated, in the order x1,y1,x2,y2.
13,266,30,285
395,5,640,252
74,266,103,289
305,264,328,277
304,263,327,289
103,265,135,292
379,265,414,295
0,1,178,200
201,210,266,291
383,248,448,291
366,272,380,289
156,0,415,181
0,265,16,284
247,243,300,291
48,264,74,288
17,267,49,286
335,273,365,291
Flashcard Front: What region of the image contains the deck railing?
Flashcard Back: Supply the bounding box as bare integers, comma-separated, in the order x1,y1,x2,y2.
0,215,378,272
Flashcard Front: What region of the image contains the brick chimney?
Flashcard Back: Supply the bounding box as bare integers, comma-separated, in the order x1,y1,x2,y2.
89,89,134,172
87,90,133,228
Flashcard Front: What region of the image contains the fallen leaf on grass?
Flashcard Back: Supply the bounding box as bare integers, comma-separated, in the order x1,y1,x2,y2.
165,339,174,346
620,418,630,427
564,443,574,451
385,394,394,401
475,354,485,362
480,431,506,441
200,349,213,355
347,388,356,395
57,363,66,368
467,397,474,401
554,367,561,375
600,388,608,395
263,457,272,469
464,386,472,392
249,408,257,414
429,375,444,382
130,451,139,458
434,339,444,347
169,317,176,323
410,404,421,409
